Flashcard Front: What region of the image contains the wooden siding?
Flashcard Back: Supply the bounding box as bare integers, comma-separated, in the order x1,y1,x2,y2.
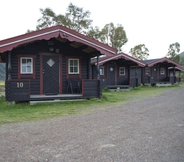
143,76,150,84
169,76,176,83
142,66,170,84
117,67,129,85
6,80,30,101
130,67,142,84
82,79,101,98
130,78,138,87
92,61,134,88
5,38,101,101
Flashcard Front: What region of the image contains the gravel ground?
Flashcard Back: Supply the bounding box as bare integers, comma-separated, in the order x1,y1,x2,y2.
0,87,184,162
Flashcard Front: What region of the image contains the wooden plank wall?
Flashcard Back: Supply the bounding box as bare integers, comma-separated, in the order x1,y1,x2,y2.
5,39,95,101
82,79,101,98
6,80,30,101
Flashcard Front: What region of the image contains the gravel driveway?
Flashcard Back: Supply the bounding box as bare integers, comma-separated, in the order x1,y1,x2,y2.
0,87,184,162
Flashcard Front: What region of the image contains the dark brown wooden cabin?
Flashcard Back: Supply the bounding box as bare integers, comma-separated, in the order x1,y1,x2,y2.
141,57,183,85
168,66,184,83
0,25,116,102
91,53,146,89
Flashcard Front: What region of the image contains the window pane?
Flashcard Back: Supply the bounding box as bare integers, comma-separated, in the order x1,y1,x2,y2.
27,66,31,73
145,67,150,74
22,59,26,64
70,67,73,73
70,60,73,66
74,67,78,72
21,57,33,74
22,62,27,66
69,59,79,74
22,66,26,73
27,59,32,65
100,68,104,75
120,67,125,75
74,60,78,66
160,68,164,74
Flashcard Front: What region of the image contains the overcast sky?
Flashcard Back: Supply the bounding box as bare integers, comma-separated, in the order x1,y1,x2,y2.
1,0,184,59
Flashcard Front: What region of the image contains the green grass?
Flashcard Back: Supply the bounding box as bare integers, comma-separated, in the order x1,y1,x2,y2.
0,83,183,125
0,81,5,97
0,81,5,87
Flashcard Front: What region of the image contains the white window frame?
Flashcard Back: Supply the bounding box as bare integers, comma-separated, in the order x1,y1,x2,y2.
145,67,150,75
68,58,79,74
160,68,165,75
119,67,125,76
20,57,33,74
99,66,104,75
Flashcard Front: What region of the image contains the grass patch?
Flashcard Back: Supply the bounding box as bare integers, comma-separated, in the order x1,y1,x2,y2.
0,81,5,97
101,83,182,104
0,81,5,87
0,82,183,125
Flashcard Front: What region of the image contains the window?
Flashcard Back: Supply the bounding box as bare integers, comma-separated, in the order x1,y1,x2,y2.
68,59,79,74
99,67,104,75
145,67,150,75
160,68,165,75
20,57,33,74
119,67,125,75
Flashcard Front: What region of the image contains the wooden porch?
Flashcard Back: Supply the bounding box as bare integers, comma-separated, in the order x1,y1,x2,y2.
155,82,172,87
6,79,101,102
30,94,83,100
143,76,180,86
105,77,138,91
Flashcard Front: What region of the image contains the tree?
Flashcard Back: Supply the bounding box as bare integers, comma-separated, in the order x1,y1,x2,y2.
110,24,128,53
64,3,92,33
167,42,180,63
86,26,101,40
36,3,92,34
130,44,149,60
26,29,34,33
35,4,128,52
36,8,58,29
88,23,127,53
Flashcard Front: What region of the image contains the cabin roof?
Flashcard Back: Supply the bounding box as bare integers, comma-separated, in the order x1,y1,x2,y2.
168,66,184,72
143,57,182,67
91,55,108,64
91,52,146,67
142,59,160,64
0,25,116,57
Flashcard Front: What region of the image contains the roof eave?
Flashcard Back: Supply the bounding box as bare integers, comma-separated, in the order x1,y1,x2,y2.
96,53,146,67
147,57,182,67
0,25,116,56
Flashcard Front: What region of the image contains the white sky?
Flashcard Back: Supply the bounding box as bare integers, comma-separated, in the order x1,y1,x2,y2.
0,0,184,59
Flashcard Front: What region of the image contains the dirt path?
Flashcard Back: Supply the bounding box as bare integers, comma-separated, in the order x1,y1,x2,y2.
0,87,184,162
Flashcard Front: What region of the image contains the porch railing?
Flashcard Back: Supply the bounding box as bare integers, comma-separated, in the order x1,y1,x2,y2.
6,80,30,101
82,79,101,98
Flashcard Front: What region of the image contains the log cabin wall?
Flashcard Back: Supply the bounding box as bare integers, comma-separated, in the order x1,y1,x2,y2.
5,38,95,101
130,67,142,84
116,65,129,85
92,60,132,88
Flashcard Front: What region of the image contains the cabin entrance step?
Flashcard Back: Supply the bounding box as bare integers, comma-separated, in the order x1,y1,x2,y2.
107,85,131,91
156,82,172,87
